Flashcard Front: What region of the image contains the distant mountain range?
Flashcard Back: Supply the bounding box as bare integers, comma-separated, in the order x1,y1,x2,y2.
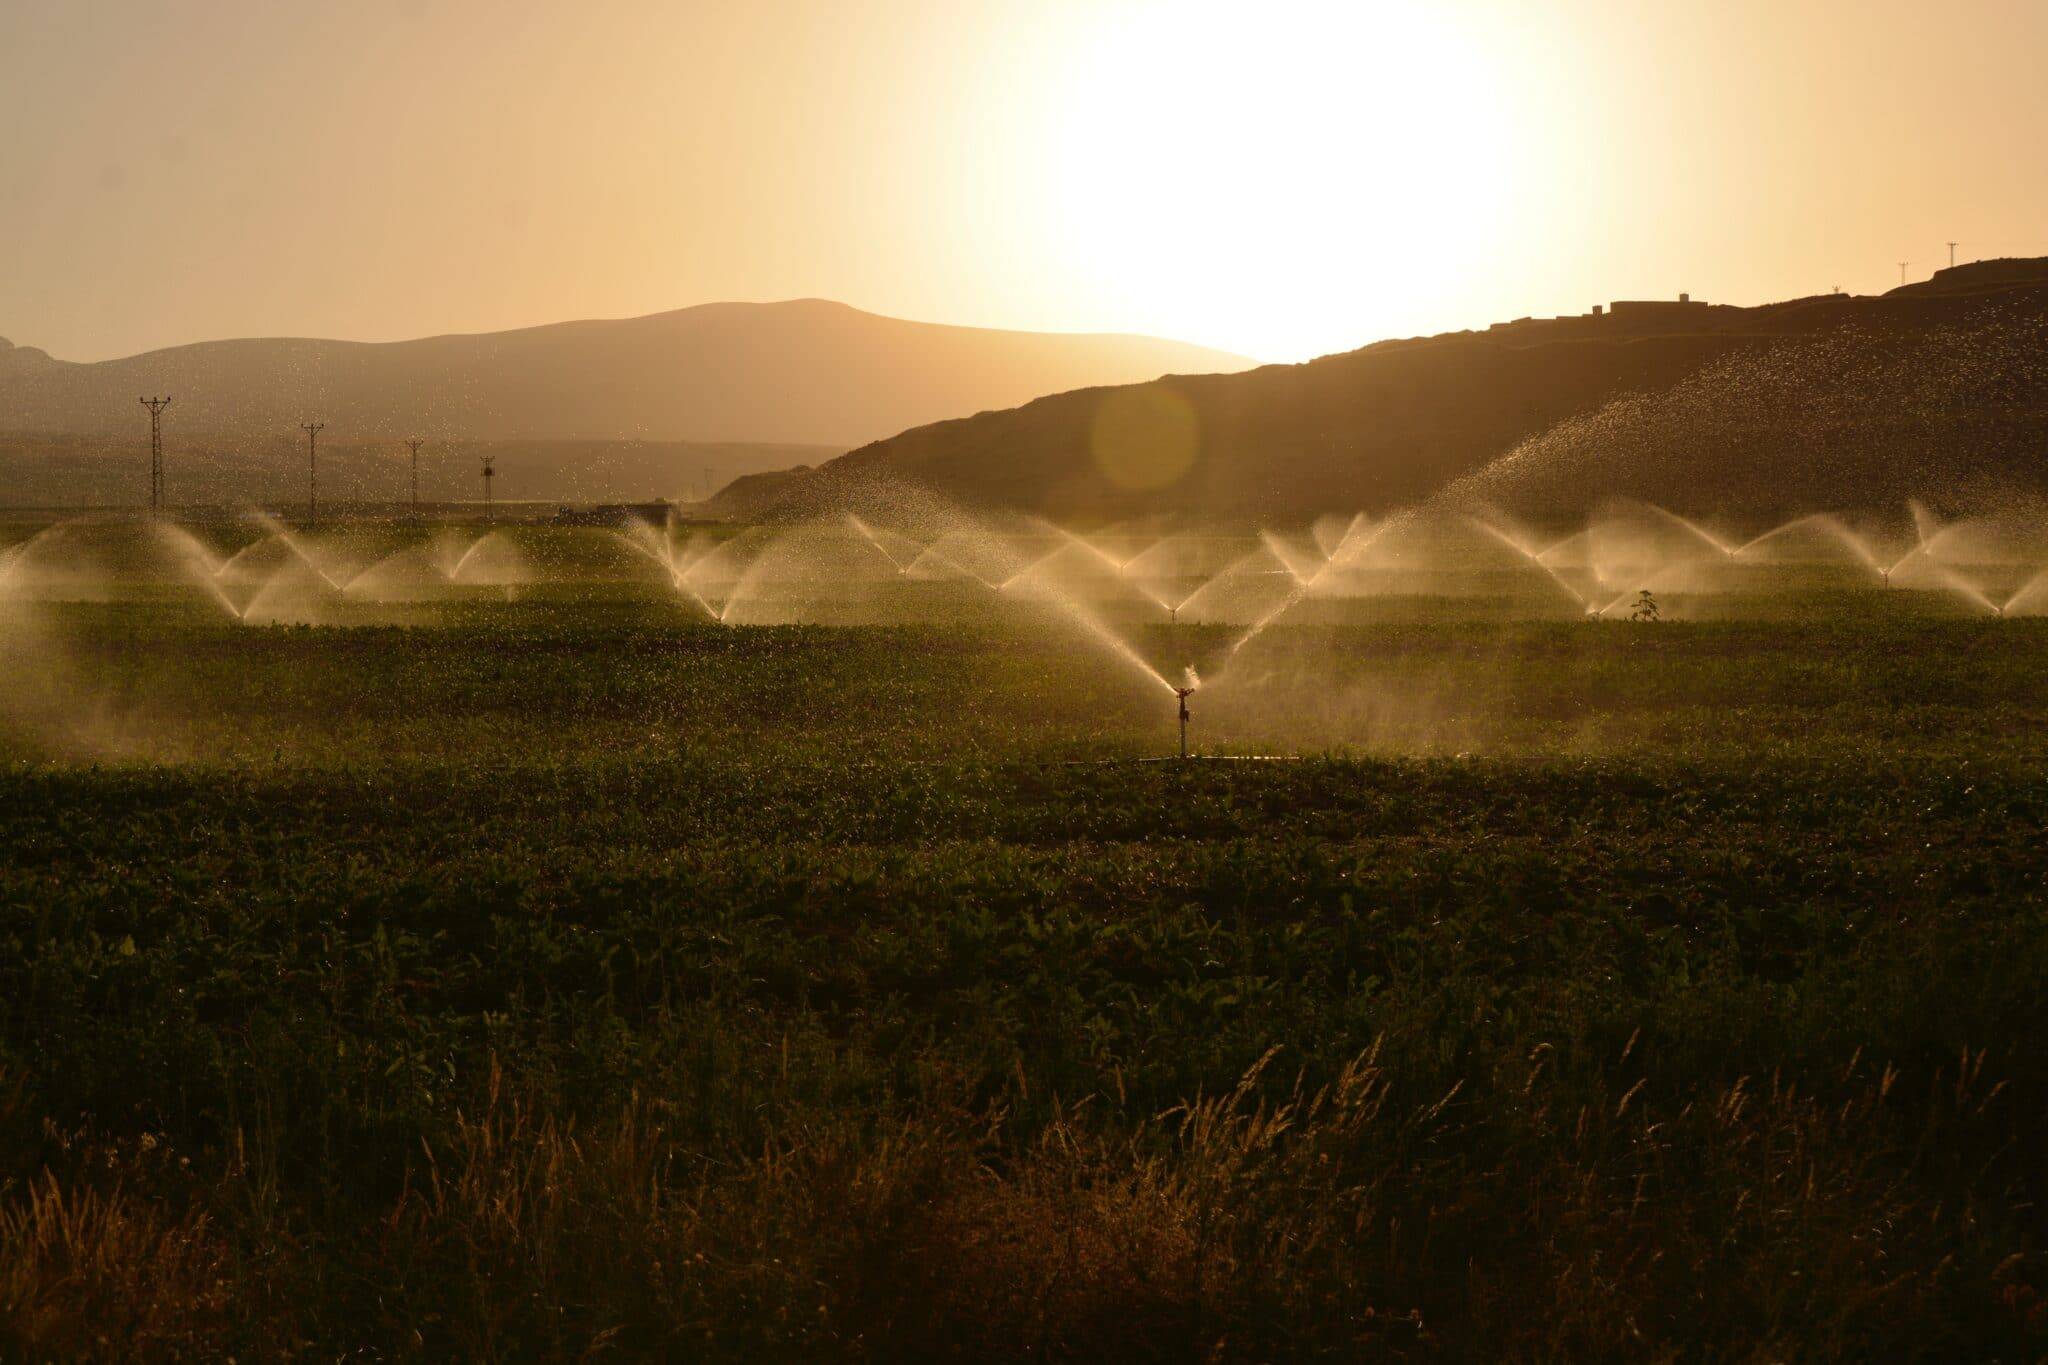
737,259,2048,522
0,300,1254,448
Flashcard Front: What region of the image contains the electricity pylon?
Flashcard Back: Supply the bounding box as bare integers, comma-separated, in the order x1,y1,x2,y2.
140,396,171,517
302,422,325,522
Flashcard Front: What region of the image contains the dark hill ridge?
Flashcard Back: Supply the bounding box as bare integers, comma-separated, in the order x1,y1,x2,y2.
0,300,1252,449
1889,256,2048,299
771,260,2048,522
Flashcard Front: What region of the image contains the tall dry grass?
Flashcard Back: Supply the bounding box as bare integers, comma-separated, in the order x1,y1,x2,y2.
5,1040,2037,1361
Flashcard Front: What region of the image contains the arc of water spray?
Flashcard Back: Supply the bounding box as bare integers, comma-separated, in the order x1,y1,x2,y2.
1874,513,2008,615
1907,499,1943,548
2000,566,2048,618
444,531,507,583
902,539,1003,589
883,513,1179,696
1924,560,2001,616
1726,512,1885,576
702,523,881,625
1868,500,1941,586
990,536,1178,694
144,522,251,620
1587,588,1643,620
0,522,81,588
676,527,781,622
1310,512,1372,562
1165,544,1303,624
1258,529,1326,585
1215,512,1400,668
1023,518,1175,616
223,514,348,592
844,514,922,575
1621,500,1739,559
611,524,720,617
994,544,1075,593
1463,515,1589,607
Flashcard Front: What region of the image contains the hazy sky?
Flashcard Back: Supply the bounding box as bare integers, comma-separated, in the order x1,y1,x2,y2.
4,0,2045,365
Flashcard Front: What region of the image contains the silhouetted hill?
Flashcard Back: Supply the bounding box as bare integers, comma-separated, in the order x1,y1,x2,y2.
1889,257,2048,299
706,465,821,520
0,301,1253,448
767,261,2048,522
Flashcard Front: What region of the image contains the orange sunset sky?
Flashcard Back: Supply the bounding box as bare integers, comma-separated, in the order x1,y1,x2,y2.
3,0,2045,365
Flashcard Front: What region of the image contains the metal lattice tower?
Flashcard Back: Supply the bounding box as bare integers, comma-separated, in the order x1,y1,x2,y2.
140,396,171,517
302,422,325,522
406,438,425,517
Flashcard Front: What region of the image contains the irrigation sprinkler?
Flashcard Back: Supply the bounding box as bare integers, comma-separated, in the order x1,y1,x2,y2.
1174,686,1194,759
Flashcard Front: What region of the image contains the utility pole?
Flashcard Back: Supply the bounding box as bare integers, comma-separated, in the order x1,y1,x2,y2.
301,422,324,523
406,438,424,518
140,396,171,517
480,455,496,521
1948,241,1958,270
1899,262,1910,287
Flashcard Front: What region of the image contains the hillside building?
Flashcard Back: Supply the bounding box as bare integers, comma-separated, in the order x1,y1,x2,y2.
1606,293,1709,321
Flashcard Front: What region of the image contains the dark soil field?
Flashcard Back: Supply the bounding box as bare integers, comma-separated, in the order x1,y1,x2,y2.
3,604,2047,1359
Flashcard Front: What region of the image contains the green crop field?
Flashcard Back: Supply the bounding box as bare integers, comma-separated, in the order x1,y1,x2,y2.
3,520,2048,1359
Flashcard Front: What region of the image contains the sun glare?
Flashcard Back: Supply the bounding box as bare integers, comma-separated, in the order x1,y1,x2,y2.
1041,0,1523,361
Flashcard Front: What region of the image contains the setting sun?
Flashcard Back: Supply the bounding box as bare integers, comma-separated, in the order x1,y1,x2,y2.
1040,0,1526,359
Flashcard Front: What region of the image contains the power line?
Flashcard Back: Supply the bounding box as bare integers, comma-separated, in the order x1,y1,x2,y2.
406,438,424,518
302,422,325,523
140,396,171,518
